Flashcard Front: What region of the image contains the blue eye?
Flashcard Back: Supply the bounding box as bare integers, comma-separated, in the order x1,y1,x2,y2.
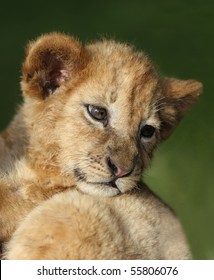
140,125,155,139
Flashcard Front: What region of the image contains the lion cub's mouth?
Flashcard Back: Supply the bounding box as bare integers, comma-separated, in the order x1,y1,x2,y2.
104,181,118,189
74,167,118,188
89,180,118,189
78,180,122,197
73,167,138,196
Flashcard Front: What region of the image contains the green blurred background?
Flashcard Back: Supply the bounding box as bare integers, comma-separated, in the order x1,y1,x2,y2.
0,0,213,259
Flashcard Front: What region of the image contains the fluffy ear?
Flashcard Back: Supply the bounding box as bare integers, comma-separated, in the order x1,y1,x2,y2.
159,78,203,141
21,32,89,99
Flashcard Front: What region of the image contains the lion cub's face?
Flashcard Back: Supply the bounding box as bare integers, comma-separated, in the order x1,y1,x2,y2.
21,33,202,196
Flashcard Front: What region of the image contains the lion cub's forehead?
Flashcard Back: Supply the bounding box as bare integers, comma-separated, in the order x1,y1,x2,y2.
87,41,159,102
67,40,161,129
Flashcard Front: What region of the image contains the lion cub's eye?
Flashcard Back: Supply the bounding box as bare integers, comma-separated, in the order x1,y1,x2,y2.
87,104,108,124
140,124,156,140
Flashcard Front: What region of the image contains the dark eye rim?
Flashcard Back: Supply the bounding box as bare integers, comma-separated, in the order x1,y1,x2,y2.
86,104,108,125
140,124,156,139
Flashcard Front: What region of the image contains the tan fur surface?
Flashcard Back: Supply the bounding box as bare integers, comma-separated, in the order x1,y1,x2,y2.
5,188,190,260
0,32,202,258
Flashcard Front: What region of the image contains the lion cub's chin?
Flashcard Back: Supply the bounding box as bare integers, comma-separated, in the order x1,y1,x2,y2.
76,179,137,197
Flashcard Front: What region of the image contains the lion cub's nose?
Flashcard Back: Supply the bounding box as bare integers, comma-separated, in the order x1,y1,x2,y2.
106,157,132,178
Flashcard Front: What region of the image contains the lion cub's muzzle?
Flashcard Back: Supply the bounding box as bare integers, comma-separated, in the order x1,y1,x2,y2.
106,156,135,178
105,142,141,177
74,141,142,196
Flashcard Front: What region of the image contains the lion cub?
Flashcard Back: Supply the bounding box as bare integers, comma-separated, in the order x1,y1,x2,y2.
0,33,202,259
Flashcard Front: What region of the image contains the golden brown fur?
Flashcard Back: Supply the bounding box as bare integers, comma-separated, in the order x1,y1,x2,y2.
0,32,202,259
5,188,190,260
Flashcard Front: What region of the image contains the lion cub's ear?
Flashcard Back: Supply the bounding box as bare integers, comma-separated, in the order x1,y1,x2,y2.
21,32,89,99
159,78,203,140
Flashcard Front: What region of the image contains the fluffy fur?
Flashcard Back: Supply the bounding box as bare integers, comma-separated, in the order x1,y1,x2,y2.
0,33,202,259
5,188,190,260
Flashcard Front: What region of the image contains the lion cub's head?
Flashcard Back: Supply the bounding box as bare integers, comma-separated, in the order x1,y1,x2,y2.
20,32,202,196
